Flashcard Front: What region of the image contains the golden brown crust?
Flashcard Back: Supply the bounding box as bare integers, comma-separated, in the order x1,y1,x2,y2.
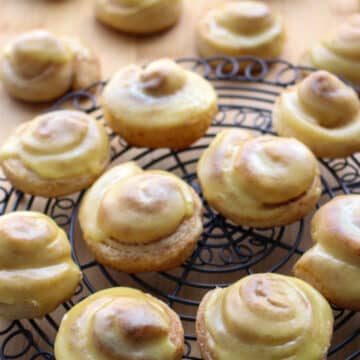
273,70,360,158
0,110,110,198
54,287,184,360
196,274,333,360
101,58,218,149
197,129,321,228
0,211,81,320
95,0,182,35
0,30,101,102
294,195,360,311
196,1,285,60
79,162,203,273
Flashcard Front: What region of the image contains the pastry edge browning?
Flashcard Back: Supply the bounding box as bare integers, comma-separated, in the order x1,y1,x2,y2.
160,298,185,360
1,155,110,198
196,289,218,360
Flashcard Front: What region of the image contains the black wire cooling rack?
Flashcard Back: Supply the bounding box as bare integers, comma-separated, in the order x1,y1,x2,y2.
0,57,359,360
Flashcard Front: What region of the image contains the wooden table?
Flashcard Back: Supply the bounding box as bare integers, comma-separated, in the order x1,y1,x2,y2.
0,0,359,359
0,0,359,142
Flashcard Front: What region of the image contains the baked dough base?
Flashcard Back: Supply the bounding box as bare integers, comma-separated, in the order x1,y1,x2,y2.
2,156,109,198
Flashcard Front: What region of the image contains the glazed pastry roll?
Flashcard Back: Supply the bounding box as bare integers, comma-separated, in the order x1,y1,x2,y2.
79,162,203,273
196,1,285,60
273,70,360,158
197,129,321,228
55,287,184,360
0,211,81,320
196,273,333,360
0,110,110,197
102,58,218,149
304,15,360,85
95,0,182,34
1,30,101,102
294,195,360,311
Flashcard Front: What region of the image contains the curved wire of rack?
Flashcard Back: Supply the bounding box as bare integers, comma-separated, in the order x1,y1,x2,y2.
0,56,359,360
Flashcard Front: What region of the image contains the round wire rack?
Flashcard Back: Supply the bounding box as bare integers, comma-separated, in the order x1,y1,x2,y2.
0,57,359,360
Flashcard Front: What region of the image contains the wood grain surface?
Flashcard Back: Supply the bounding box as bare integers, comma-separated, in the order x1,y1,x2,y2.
0,0,359,359
0,0,359,142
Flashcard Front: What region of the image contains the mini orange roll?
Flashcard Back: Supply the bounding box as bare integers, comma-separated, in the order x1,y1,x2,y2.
196,273,333,360
196,1,285,60
0,211,81,320
303,15,360,86
294,195,360,311
197,129,321,228
102,58,218,149
0,110,110,197
0,30,100,102
95,0,182,34
79,162,203,272
273,70,360,158
55,287,184,360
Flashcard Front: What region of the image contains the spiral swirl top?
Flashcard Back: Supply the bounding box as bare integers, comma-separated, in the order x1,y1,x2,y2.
197,129,320,228
273,70,360,157
196,273,333,360
0,211,81,319
294,195,360,310
1,30,100,102
97,167,194,244
0,110,109,180
196,1,285,59
54,287,184,360
79,162,203,272
307,15,360,85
